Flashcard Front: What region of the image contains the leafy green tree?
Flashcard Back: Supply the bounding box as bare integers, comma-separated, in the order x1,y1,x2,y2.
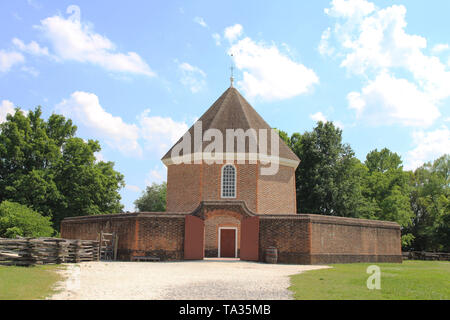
407,155,449,251
361,148,414,246
134,182,167,212
0,107,125,228
283,121,367,217
0,201,54,238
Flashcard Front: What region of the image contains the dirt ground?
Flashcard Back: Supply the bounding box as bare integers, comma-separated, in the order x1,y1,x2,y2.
49,259,329,300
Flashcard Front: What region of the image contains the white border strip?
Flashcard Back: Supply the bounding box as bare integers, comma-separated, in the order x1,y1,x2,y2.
162,152,300,168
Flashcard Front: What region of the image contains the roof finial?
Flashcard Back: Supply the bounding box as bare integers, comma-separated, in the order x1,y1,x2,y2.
230,53,234,87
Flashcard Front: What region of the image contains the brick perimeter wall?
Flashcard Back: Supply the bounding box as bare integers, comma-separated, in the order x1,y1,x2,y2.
259,216,311,264
258,214,402,264
61,210,402,264
309,215,402,264
61,213,186,261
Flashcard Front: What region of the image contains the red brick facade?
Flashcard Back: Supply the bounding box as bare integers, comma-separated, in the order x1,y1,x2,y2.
166,161,295,215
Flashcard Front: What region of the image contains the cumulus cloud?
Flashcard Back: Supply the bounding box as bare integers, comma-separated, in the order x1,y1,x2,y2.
0,50,25,72
224,24,243,42
12,38,49,56
55,91,188,158
310,112,327,123
322,0,450,127
178,62,207,93
125,185,141,193
212,33,221,46
347,72,440,126
193,16,207,28
0,100,16,123
405,126,450,170
145,166,167,186
139,109,188,155
56,91,142,156
431,43,449,54
228,34,319,101
35,5,155,76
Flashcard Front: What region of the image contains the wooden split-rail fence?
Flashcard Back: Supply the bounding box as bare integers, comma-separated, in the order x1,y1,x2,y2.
402,251,450,261
0,233,118,266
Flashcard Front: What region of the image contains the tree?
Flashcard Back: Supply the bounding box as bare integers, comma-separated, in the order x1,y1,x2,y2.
283,121,367,217
407,154,449,251
134,182,167,212
0,107,125,229
361,148,414,246
0,201,54,238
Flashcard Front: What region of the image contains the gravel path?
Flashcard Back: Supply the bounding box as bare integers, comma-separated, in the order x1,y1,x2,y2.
50,260,328,300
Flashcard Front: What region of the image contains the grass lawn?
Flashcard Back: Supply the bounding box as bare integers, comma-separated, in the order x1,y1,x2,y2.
0,264,65,300
289,260,450,300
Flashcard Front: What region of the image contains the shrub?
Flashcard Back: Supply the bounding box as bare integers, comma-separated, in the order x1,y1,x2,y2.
0,201,54,238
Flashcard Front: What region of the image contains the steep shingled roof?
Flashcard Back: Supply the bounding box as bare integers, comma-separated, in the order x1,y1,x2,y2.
161,86,300,164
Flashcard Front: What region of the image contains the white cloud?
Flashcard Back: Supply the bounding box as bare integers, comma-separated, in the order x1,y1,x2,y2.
139,109,188,155
126,185,141,193
325,0,375,18
323,0,450,127
310,111,327,123
405,125,450,170
347,72,440,127
21,66,39,77
224,24,243,42
0,100,16,123
145,167,167,186
228,35,319,101
212,33,221,46
12,38,48,56
193,16,207,28
318,27,334,56
178,62,207,93
35,5,155,76
0,50,25,72
55,91,189,158
432,43,449,54
56,91,142,156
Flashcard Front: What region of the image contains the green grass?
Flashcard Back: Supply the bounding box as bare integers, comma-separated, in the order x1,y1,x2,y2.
289,260,450,300
0,264,65,300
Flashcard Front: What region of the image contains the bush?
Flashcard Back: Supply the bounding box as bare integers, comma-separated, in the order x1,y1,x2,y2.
0,201,54,238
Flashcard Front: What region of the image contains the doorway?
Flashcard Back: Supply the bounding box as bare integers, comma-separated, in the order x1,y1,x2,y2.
218,227,237,258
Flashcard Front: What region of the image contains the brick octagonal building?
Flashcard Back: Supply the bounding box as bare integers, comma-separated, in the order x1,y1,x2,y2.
61,85,402,264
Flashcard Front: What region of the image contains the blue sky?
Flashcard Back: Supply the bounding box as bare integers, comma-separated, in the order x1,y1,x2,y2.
1,0,449,211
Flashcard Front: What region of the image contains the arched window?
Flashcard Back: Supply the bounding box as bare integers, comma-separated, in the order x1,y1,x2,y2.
221,164,236,198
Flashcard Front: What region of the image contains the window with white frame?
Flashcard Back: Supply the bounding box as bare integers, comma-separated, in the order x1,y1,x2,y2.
221,164,236,198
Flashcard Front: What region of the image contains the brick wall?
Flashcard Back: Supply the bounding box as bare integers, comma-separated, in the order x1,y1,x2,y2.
61,207,402,264
259,215,311,264
61,212,186,261
308,215,402,263
257,165,296,214
258,214,402,264
166,164,201,212
166,161,296,215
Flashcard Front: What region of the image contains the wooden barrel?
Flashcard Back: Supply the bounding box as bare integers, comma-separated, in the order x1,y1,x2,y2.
265,247,278,264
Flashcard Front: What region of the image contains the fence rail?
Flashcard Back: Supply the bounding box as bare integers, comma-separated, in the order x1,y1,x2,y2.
0,237,100,266
402,251,450,261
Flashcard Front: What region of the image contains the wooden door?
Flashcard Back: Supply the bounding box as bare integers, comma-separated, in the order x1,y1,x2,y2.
240,216,259,261
220,229,236,258
184,215,204,260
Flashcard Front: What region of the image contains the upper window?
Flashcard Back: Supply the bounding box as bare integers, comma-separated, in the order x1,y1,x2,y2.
221,164,236,198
